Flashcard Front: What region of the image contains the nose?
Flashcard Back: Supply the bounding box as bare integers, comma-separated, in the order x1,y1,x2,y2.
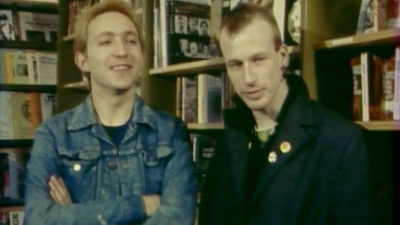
113,39,128,57
243,63,256,84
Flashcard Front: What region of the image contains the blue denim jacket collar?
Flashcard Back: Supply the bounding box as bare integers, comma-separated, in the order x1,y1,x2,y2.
66,94,158,131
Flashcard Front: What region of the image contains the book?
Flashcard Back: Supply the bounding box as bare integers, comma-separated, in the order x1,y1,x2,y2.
8,209,24,225
0,10,17,41
10,92,41,139
40,93,57,121
191,134,216,191
386,0,400,28
26,50,38,84
381,54,395,119
156,0,211,67
351,56,363,120
356,0,387,34
36,51,57,85
0,92,14,140
394,47,400,120
181,76,197,123
4,50,15,84
12,51,29,84
360,52,371,121
197,73,223,123
17,11,58,42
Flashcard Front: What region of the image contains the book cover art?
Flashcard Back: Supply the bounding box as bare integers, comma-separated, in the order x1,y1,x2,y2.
12,51,29,84
181,76,197,123
0,10,17,41
197,73,223,123
10,92,41,139
381,55,395,119
36,51,57,85
356,0,387,34
40,93,57,122
17,11,58,42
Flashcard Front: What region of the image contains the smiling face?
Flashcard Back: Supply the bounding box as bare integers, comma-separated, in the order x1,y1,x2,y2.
75,12,144,94
219,16,288,113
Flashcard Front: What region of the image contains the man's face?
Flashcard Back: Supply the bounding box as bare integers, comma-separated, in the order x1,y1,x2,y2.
75,12,144,93
219,17,288,111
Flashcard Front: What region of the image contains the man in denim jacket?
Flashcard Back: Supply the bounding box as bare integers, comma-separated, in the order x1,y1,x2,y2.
24,0,196,224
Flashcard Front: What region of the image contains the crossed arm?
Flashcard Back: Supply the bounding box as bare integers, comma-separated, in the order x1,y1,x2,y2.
48,175,161,216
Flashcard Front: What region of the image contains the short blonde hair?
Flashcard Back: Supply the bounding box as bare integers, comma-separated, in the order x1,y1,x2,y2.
73,0,144,54
219,3,282,51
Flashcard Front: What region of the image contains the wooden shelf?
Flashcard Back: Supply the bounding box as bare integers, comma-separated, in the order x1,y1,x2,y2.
187,123,224,130
0,139,33,148
0,84,57,93
149,57,225,76
355,121,400,131
0,40,57,51
63,81,90,91
0,206,24,212
317,28,400,49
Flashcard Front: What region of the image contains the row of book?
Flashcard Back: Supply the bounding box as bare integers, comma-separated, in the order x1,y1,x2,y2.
190,133,216,192
0,91,56,140
177,72,233,124
153,0,216,68
0,148,29,202
0,9,58,42
350,47,400,121
357,0,400,34
0,49,57,85
0,209,24,225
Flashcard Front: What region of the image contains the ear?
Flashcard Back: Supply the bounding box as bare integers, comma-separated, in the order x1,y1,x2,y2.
74,52,90,73
278,44,289,68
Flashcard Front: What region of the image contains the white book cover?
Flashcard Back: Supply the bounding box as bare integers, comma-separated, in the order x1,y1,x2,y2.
0,10,17,41
197,73,222,123
0,92,14,140
36,51,57,85
360,52,370,121
18,11,58,42
26,50,38,84
394,47,400,120
40,93,57,121
8,210,24,225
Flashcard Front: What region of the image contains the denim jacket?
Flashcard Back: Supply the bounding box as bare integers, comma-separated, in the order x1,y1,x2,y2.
24,95,196,225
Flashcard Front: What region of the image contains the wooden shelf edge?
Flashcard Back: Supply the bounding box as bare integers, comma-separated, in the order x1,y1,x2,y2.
187,123,224,130
317,28,400,49
149,57,225,76
355,121,400,131
0,206,24,212
63,81,90,90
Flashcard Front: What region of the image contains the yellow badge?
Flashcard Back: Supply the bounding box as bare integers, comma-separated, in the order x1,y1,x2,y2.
280,141,291,153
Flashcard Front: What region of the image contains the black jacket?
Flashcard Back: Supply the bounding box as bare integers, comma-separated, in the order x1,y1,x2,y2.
199,75,371,225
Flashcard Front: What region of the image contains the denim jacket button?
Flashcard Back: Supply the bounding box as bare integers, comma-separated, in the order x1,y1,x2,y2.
107,162,118,170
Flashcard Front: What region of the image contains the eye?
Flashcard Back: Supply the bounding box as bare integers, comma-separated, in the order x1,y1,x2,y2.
99,39,111,46
128,38,138,45
252,56,266,64
227,61,242,69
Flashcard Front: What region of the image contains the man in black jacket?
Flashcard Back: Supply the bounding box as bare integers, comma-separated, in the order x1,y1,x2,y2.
199,4,371,225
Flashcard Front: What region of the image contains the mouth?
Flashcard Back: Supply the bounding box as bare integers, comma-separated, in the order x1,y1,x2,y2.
243,88,263,99
110,64,132,71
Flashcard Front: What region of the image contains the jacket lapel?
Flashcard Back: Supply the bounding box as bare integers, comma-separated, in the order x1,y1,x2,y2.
250,94,317,206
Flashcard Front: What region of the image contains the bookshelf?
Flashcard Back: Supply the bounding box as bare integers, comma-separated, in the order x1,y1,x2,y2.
0,0,59,219
303,0,398,224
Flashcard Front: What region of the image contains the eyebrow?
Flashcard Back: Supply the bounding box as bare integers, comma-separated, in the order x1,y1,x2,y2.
95,30,139,38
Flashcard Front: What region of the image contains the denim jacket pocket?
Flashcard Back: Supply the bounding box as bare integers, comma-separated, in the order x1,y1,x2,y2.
142,146,173,193
58,148,100,202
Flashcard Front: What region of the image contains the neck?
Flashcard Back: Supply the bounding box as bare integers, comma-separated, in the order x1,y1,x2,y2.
252,79,289,128
91,87,136,126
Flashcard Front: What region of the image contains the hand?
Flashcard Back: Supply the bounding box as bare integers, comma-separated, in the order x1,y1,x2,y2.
48,175,72,205
142,195,161,216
